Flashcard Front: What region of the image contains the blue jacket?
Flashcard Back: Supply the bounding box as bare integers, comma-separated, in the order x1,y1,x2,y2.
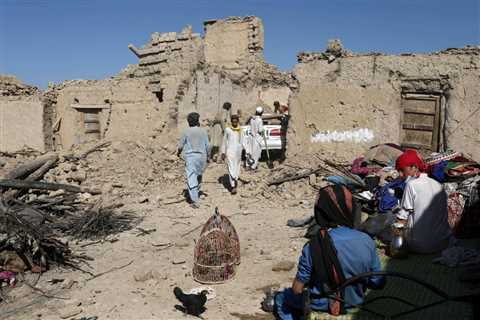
296,227,384,310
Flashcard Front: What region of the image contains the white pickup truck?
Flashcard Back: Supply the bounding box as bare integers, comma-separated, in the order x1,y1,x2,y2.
241,114,286,151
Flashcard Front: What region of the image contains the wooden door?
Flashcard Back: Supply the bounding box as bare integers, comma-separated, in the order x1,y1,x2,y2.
82,108,101,142
401,93,441,152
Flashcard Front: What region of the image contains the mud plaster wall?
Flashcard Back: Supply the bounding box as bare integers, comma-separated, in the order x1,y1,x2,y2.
0,98,46,152
127,26,204,129
126,16,292,132
204,17,264,70
290,53,480,162
55,79,169,149
176,69,291,130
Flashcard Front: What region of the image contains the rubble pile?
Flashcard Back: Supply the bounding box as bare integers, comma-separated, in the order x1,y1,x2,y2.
63,140,184,201
297,38,354,63
230,61,297,88
434,45,480,56
232,153,353,210
0,75,39,97
0,142,156,285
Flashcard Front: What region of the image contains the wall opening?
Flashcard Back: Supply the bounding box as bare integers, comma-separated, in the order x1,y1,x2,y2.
154,89,164,103
400,93,442,152
81,108,101,142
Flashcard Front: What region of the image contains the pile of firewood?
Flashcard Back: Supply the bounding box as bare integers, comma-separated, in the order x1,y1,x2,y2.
0,143,139,272
267,157,363,187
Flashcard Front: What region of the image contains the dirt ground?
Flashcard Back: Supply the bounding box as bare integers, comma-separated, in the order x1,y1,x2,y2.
1,141,474,320
1,156,315,320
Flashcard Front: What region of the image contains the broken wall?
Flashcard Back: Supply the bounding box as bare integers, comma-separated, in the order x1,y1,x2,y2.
203,16,264,71
0,75,52,153
7,15,477,163
127,26,204,127
127,17,293,132
53,78,169,149
176,68,291,129
290,47,480,161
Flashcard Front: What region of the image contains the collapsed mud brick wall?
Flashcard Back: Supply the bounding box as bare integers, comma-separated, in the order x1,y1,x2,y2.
127,25,204,127
0,75,53,152
290,46,480,161
7,16,293,151
2,16,478,161
125,16,293,131
176,67,292,129
52,79,168,150
203,16,264,72
174,16,293,129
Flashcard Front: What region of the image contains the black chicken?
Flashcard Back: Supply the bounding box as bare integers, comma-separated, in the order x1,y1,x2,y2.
173,287,208,317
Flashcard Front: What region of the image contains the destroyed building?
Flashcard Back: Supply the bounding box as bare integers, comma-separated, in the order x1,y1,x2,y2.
292,45,480,161
1,16,479,162
0,75,54,153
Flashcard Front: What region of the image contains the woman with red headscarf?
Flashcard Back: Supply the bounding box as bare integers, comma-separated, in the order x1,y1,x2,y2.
395,149,452,253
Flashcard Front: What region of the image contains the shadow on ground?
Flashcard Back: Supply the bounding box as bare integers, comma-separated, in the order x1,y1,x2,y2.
352,253,473,320
305,252,474,320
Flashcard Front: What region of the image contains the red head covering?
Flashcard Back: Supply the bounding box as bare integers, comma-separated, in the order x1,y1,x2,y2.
395,149,426,171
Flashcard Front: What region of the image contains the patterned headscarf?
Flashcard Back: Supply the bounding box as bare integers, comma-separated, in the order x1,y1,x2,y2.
310,185,357,315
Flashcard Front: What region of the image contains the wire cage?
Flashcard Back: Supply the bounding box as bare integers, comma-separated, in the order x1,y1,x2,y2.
193,208,241,284
199,209,240,265
193,228,237,284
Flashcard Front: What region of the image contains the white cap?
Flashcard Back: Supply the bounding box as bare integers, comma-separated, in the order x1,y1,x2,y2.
255,106,263,114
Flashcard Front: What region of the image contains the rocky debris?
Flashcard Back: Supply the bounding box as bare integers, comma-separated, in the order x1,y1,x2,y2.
326,39,344,57
0,142,156,287
0,74,39,97
66,140,183,202
434,45,480,56
115,63,140,79
299,44,480,64
233,61,297,88
297,39,351,63
0,139,343,214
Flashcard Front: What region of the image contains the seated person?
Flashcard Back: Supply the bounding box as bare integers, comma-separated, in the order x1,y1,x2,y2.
275,185,385,319
395,150,452,253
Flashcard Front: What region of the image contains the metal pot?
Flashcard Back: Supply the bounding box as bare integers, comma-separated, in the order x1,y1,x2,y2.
246,155,255,167
389,223,408,259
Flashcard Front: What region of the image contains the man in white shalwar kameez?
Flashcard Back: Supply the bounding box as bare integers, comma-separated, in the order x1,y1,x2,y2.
210,102,232,162
221,114,243,194
246,106,264,170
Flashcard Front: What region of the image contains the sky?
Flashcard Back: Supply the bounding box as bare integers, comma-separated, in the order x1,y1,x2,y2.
0,0,478,88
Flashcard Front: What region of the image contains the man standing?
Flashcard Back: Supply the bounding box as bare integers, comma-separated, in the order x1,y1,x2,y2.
278,103,290,162
177,112,210,208
395,149,452,253
274,101,281,114
210,102,232,162
220,114,243,194
246,106,264,170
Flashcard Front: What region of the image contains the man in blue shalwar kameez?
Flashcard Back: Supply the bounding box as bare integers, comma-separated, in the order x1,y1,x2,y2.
177,112,210,208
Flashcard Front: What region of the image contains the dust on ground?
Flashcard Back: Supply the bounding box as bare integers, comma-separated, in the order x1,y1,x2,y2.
0,140,317,320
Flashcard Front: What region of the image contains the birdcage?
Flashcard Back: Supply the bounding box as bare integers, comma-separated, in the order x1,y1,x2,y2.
200,210,240,265
193,208,240,284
